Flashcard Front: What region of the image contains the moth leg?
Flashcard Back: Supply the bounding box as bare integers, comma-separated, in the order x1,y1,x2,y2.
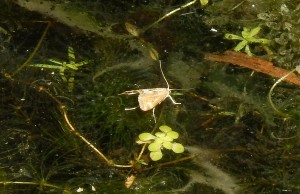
168,95,181,105
152,108,157,123
125,106,139,111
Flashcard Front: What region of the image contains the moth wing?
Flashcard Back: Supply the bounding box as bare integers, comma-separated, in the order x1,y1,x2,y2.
138,89,169,111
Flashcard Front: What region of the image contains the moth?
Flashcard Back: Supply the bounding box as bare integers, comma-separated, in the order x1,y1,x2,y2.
120,60,181,123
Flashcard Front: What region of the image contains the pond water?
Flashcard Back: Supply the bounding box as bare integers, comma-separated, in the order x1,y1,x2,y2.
0,0,299,193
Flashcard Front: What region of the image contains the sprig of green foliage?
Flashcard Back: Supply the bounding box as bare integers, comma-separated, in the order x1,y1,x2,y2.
137,125,184,161
225,26,272,56
29,46,89,92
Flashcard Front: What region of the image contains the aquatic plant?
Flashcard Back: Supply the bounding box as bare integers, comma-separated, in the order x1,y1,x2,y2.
257,3,300,68
137,125,184,161
225,26,272,56
1,0,300,193
29,46,89,92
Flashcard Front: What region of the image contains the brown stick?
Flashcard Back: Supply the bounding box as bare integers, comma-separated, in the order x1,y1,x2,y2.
204,51,300,86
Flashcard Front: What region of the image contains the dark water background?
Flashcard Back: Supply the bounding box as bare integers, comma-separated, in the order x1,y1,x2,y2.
0,0,299,193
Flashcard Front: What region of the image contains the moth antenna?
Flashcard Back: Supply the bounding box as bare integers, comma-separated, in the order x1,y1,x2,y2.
169,88,194,91
159,60,170,89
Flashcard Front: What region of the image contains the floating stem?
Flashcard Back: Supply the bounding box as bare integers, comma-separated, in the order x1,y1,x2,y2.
12,22,51,76
268,67,298,117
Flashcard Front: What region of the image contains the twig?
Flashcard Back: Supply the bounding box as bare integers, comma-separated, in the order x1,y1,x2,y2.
34,85,132,168
204,51,300,85
141,0,198,34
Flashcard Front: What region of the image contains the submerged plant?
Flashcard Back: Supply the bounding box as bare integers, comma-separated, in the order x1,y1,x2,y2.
29,46,89,92
225,26,272,56
257,3,300,68
137,125,184,161
268,65,300,118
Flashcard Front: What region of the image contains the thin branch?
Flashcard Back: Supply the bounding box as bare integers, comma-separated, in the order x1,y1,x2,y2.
204,51,300,85
12,22,51,76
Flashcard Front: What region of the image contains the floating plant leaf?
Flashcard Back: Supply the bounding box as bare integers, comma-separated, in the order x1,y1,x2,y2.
161,135,173,142
162,141,173,150
137,125,185,161
155,131,166,138
167,131,179,139
139,133,156,141
172,143,185,153
150,150,163,161
154,138,164,144
148,142,161,152
159,125,172,133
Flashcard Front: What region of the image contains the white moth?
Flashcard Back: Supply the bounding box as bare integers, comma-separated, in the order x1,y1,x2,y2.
120,60,181,122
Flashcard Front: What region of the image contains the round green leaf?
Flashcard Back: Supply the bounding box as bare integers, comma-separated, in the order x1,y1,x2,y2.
167,131,179,139
172,143,185,153
159,125,172,133
155,132,166,138
154,138,164,144
161,135,173,142
162,141,172,150
139,133,156,141
148,142,161,152
150,151,163,161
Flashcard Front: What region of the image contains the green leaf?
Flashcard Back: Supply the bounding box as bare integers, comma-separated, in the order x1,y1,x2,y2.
224,33,243,41
150,151,163,161
172,143,185,153
249,26,261,37
200,0,209,6
241,27,250,38
139,133,156,141
162,142,172,150
161,135,173,142
159,125,172,133
234,40,247,51
251,38,271,44
245,45,253,56
154,138,164,144
148,142,161,152
167,131,179,139
136,140,146,144
136,159,148,165
155,132,166,138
